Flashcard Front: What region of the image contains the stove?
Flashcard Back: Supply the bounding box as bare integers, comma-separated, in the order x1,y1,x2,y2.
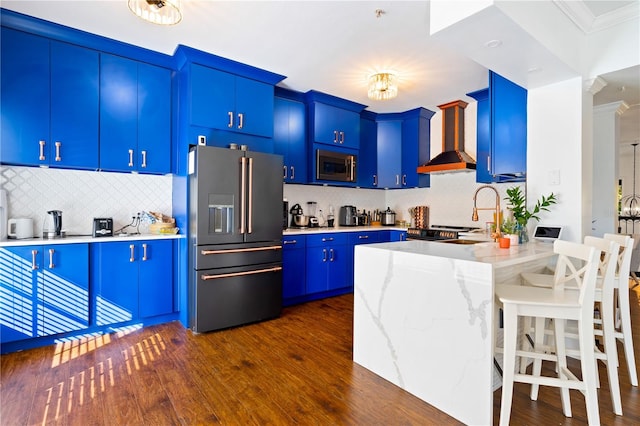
406,225,480,241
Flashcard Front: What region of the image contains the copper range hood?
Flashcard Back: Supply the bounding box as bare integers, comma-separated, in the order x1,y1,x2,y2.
417,100,476,174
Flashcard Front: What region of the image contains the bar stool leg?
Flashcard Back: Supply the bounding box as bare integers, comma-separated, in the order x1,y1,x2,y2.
618,285,638,386
578,317,601,425
499,305,518,426
554,318,572,417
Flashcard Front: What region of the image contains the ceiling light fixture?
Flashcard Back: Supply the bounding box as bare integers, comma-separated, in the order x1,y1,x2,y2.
128,0,182,25
368,73,398,101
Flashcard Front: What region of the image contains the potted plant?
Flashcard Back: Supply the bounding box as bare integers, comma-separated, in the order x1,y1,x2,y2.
504,186,557,243
500,217,519,245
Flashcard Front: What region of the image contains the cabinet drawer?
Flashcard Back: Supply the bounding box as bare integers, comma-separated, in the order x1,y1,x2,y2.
282,235,306,250
348,231,382,245
306,233,348,247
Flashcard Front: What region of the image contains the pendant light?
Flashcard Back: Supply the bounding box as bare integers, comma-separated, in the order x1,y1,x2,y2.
620,142,640,218
128,0,182,26
367,73,398,101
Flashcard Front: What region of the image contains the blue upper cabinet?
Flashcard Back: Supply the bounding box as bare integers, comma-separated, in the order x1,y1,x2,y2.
274,89,307,183
100,53,171,174
358,111,378,188
401,108,434,188
306,91,365,150
467,71,527,183
376,117,404,188
1,27,99,169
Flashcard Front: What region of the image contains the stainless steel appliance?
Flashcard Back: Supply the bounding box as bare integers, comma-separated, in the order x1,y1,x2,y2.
189,146,283,333
381,207,396,226
339,205,357,226
43,210,63,239
406,225,479,241
316,149,356,182
92,217,113,237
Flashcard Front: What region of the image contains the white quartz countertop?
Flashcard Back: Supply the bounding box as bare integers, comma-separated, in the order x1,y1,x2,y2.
363,239,555,268
282,226,406,235
0,233,184,247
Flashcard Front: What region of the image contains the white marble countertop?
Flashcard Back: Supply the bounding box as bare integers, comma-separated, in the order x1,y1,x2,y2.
365,239,555,268
282,225,406,235
0,233,184,247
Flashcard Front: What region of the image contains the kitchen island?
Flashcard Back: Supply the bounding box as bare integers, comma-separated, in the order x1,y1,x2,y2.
353,240,555,425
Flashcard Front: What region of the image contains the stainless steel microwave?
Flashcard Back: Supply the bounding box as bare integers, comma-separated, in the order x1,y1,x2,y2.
316,149,357,182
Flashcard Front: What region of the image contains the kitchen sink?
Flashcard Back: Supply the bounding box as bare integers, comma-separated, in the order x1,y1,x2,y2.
437,239,487,245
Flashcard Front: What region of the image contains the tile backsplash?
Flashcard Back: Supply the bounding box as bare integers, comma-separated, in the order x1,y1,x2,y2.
1,166,173,236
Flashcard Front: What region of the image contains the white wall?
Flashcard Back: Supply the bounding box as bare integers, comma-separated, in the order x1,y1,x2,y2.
527,77,584,242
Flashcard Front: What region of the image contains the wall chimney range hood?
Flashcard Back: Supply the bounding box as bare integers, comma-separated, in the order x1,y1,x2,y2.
417,100,476,174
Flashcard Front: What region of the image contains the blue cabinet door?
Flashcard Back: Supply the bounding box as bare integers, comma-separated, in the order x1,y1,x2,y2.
326,244,348,290
100,55,171,174
190,64,235,130
274,97,307,183
0,29,99,169
0,246,40,343
50,40,99,169
137,62,172,174
92,242,139,325
376,119,402,188
0,28,49,166
138,240,173,318
401,110,432,188
358,114,378,188
39,244,89,336
306,246,329,294
312,103,360,149
282,236,306,299
235,76,274,138
100,53,138,172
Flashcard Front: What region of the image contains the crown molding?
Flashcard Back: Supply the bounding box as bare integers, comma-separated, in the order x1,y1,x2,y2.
553,1,640,34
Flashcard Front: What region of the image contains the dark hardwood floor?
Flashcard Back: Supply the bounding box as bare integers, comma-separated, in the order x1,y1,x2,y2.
1,286,639,425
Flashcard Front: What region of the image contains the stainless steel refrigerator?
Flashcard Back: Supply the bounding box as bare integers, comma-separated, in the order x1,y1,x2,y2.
188,145,283,333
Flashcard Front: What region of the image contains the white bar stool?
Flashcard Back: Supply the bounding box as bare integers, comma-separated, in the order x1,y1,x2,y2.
521,237,622,415
496,240,601,426
603,233,638,387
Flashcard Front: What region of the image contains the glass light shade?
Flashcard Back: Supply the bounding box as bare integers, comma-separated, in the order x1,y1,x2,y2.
367,73,398,101
128,0,182,25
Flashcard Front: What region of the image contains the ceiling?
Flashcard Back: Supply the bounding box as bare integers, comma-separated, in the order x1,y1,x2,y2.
3,1,638,145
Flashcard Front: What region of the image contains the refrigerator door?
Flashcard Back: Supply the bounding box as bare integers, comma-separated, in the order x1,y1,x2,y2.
191,146,246,245
244,150,283,243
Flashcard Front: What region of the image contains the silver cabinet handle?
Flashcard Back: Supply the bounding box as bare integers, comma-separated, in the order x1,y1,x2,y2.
333,130,338,143
487,155,491,172
247,157,253,234
142,243,148,261
141,150,147,168
129,244,135,262
321,237,334,242
339,131,345,144
373,175,377,186
239,157,247,234
322,248,327,262
39,140,46,160
283,240,297,245
128,149,134,167
290,166,295,180
359,235,369,239
283,165,287,179
402,174,407,186
396,175,400,185
48,248,55,268
201,266,282,281
238,113,244,129
31,249,39,270
329,248,335,262
228,111,234,128
55,141,62,161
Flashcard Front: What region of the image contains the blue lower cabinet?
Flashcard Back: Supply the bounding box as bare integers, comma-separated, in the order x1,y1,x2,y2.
388,230,407,241
0,244,89,344
347,231,382,287
305,233,349,294
282,235,306,299
92,239,173,326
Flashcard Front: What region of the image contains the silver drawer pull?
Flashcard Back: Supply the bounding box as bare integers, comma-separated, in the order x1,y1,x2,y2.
321,237,334,242
359,235,369,239
283,240,297,245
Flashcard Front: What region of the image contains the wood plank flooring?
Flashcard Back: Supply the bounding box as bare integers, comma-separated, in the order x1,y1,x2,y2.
1,287,639,425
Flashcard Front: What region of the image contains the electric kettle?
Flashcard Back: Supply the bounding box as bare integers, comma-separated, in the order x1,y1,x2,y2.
43,210,64,238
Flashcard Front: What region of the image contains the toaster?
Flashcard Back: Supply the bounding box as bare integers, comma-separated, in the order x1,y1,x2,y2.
339,206,358,226
92,217,113,237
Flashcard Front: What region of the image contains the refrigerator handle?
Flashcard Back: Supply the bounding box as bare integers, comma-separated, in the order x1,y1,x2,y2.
201,266,282,281
248,157,253,234
240,156,247,234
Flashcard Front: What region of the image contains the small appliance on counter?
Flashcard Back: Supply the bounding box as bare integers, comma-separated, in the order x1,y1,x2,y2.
339,205,358,226
92,218,114,237
289,203,309,228
381,207,396,226
7,218,34,239
43,210,64,239
307,201,319,228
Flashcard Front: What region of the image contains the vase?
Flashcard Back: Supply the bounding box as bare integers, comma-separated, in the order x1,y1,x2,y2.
516,223,529,244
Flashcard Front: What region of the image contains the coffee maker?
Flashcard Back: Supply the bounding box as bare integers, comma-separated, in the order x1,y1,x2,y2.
43,209,64,239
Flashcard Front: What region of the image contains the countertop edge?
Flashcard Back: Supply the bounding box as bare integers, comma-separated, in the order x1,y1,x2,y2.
282,226,407,236
0,233,185,247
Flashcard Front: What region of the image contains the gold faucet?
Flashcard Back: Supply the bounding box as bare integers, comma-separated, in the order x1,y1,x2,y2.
472,185,501,240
